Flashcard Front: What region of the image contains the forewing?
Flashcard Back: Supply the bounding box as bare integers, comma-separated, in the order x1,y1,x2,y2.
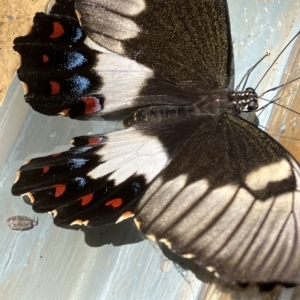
11,114,203,227
135,114,300,284
76,0,233,89
12,128,171,227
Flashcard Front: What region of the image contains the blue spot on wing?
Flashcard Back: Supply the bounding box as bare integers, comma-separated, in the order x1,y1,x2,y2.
71,28,83,42
64,52,87,70
71,146,92,155
67,158,89,170
73,177,88,187
67,75,90,93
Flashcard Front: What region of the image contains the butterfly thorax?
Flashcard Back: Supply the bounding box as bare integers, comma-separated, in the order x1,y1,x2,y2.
200,93,238,116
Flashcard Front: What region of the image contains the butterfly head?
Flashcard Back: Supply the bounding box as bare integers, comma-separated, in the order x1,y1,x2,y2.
230,87,259,113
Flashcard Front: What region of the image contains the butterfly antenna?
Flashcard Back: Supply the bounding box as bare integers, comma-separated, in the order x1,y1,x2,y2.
255,83,300,126
258,76,300,98
255,30,300,90
257,96,300,115
234,53,270,92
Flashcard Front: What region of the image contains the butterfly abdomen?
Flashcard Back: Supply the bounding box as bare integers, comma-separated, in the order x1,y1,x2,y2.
123,105,197,128
123,92,247,128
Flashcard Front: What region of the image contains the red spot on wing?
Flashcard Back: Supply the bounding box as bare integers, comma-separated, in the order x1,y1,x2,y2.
43,54,49,63
82,97,101,114
88,137,102,145
79,193,94,206
50,22,64,39
49,81,60,95
105,198,123,208
43,166,50,173
53,184,66,197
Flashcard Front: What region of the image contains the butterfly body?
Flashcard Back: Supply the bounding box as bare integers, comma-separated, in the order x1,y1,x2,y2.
11,0,300,285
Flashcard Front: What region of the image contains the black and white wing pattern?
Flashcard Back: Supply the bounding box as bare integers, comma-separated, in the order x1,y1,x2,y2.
12,0,300,285
14,0,233,119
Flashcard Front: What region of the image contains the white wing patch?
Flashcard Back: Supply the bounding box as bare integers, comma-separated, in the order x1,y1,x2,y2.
84,8,141,41
85,37,153,114
79,0,146,54
88,128,169,184
245,159,292,190
95,0,146,16
136,156,300,282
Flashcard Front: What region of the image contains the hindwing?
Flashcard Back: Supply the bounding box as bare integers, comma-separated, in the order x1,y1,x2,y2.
14,0,233,119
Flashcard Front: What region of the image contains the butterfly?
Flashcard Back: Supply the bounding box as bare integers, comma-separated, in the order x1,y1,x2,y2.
11,0,300,286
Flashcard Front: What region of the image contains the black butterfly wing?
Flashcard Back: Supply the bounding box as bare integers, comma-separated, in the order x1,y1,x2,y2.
76,0,233,89
134,113,300,284
14,0,233,119
13,0,105,119
12,125,175,227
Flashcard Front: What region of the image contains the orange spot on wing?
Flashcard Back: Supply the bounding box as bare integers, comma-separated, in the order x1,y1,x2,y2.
49,81,60,95
70,219,89,226
83,97,101,114
26,192,35,203
122,211,134,218
60,109,70,116
50,21,64,38
52,152,61,157
53,184,66,197
79,193,94,206
42,54,49,63
105,198,123,208
116,211,134,223
14,171,21,183
88,137,102,145
43,166,50,173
